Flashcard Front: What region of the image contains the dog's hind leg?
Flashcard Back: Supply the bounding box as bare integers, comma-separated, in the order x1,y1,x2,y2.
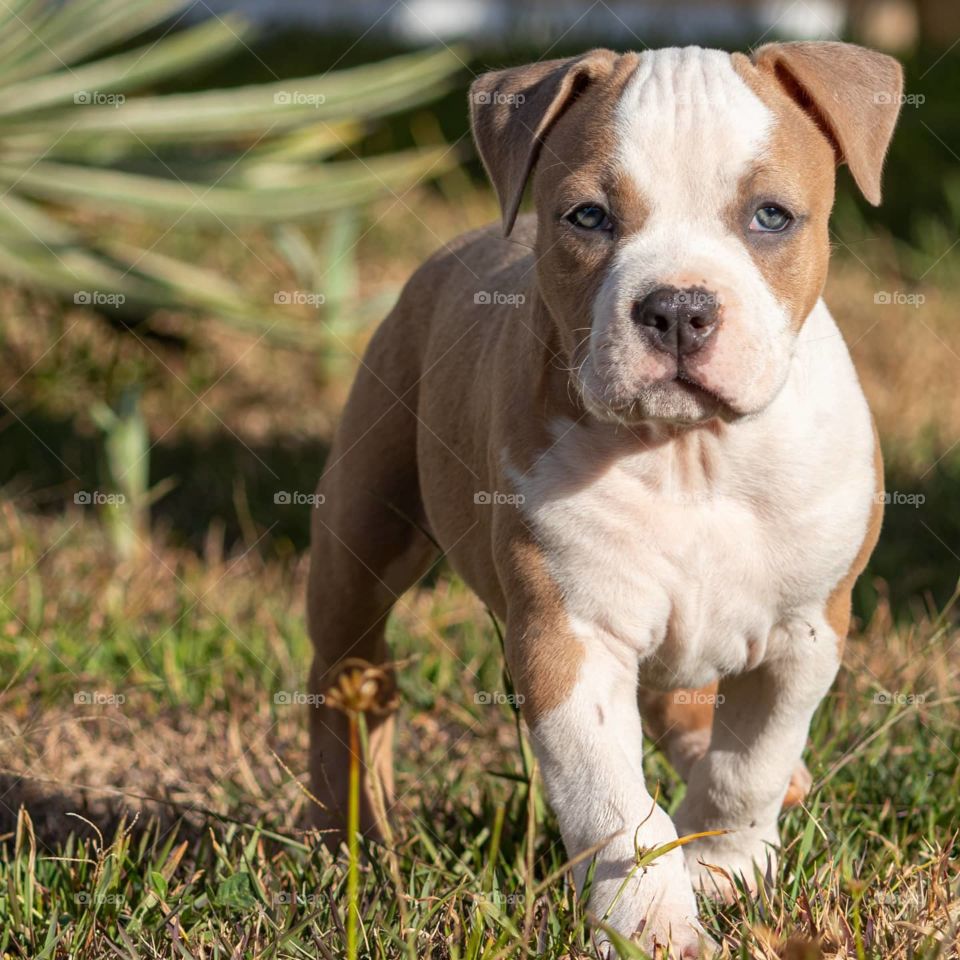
638,684,717,782
306,319,439,843
639,684,813,809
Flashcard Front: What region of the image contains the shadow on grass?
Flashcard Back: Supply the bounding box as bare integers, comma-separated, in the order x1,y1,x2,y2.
0,772,204,846
866,456,960,620
0,403,329,555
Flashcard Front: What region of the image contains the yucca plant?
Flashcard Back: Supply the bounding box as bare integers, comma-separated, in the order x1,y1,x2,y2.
0,0,462,341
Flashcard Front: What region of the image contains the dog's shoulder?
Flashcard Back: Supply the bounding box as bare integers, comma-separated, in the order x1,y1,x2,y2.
402,214,537,298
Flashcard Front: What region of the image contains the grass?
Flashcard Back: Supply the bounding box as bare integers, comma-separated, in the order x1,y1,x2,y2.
0,508,957,958
0,179,958,957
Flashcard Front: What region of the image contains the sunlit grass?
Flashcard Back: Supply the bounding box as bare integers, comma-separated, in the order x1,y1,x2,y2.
0,501,956,958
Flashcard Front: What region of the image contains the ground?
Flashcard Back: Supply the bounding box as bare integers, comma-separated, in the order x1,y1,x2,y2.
0,185,957,958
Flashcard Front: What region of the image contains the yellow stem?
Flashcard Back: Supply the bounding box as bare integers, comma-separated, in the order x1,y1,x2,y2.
347,710,360,960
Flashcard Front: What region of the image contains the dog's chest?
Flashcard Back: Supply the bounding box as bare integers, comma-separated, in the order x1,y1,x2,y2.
510,416,872,687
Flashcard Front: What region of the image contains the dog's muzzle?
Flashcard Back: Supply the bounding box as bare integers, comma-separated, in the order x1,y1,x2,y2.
632,285,720,357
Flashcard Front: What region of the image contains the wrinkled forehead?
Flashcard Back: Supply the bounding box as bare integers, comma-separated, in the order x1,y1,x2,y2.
613,47,773,215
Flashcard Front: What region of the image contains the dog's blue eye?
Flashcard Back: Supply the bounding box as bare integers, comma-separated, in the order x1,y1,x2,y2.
567,204,611,231
750,204,793,233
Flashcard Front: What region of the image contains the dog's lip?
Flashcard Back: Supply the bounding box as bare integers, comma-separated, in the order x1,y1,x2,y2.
673,370,722,404
598,374,738,426
671,374,743,423
574,355,742,426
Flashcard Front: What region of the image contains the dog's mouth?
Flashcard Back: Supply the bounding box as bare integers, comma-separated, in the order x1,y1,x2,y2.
578,365,739,427
644,378,737,425
672,371,734,415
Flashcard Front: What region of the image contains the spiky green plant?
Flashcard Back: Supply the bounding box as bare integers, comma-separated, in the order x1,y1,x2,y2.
0,0,462,338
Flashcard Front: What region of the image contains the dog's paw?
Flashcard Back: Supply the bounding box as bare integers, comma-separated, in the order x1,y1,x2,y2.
596,913,717,959
682,831,778,903
590,845,715,958
781,759,813,808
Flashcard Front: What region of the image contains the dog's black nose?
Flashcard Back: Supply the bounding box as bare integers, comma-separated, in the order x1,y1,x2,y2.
633,285,720,356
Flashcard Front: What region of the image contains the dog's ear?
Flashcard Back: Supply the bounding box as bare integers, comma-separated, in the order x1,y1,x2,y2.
752,40,903,206
752,41,902,205
469,50,618,235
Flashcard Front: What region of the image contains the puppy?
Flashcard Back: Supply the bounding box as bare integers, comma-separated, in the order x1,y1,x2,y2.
307,42,901,957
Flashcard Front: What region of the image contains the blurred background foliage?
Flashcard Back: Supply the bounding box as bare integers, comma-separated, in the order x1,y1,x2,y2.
0,0,957,615
0,0,463,340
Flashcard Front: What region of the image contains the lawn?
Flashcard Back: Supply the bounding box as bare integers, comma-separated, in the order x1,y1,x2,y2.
0,176,957,959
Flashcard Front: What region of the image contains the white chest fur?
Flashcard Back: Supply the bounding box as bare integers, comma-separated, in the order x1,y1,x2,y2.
510,301,876,689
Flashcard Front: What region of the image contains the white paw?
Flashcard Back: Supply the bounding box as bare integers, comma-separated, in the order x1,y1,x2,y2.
595,912,716,958
589,846,716,958
681,830,778,902
782,759,813,808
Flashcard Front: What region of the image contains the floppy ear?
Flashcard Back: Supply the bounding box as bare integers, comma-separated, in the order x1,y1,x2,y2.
469,50,618,235
752,41,903,205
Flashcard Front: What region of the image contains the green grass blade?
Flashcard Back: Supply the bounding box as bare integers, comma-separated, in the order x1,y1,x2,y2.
0,147,456,223
0,0,189,82
0,16,245,118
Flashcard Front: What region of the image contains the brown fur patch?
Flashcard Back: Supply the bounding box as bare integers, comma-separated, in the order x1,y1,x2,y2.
730,53,836,329
530,53,648,362
639,684,717,747
826,421,884,651
383,219,592,724
782,762,813,808
501,538,585,723
750,42,903,206
470,49,623,234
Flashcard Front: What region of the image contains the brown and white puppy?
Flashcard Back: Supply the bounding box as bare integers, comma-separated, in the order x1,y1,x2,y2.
307,43,901,957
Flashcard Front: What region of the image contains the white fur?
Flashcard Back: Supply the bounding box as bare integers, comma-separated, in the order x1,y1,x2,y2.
516,301,873,688
530,640,710,956
511,299,876,942
578,47,794,423
615,47,772,220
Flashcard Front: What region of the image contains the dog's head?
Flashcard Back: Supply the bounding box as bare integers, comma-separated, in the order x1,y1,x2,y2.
470,44,902,425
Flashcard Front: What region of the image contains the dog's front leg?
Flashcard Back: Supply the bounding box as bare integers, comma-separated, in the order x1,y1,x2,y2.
509,615,709,957
674,621,840,898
